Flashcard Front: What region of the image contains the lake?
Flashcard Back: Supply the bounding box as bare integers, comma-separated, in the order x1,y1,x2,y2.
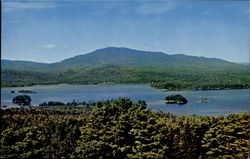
1,84,249,115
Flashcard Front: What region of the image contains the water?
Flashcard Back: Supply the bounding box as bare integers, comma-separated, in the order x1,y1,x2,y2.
1,84,249,115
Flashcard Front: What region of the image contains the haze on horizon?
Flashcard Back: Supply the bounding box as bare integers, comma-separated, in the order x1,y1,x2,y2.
2,0,249,63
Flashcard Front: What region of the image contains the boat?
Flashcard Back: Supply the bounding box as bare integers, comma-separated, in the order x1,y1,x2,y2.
201,97,209,103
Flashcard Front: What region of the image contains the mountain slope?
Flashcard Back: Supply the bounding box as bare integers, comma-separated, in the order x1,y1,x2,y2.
1,47,248,89
1,60,50,71
52,47,244,72
2,65,248,89
2,47,247,72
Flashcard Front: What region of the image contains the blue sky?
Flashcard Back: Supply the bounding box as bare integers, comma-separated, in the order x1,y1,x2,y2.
2,0,249,63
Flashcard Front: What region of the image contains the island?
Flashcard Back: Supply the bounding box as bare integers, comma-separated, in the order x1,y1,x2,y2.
12,95,32,106
1,105,8,108
18,90,36,94
165,94,188,104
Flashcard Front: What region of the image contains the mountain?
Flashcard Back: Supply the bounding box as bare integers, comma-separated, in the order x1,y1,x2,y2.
1,60,50,71
1,47,248,89
1,47,247,72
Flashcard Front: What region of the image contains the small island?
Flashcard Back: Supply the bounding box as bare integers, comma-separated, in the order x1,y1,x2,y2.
18,90,36,94
1,105,8,108
165,94,188,104
12,95,32,106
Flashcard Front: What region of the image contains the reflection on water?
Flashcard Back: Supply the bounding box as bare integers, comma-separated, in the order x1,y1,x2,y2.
1,84,249,115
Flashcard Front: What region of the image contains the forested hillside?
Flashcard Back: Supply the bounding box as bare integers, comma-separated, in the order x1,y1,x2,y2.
2,47,247,72
2,66,248,90
0,98,248,158
1,70,60,87
1,47,249,90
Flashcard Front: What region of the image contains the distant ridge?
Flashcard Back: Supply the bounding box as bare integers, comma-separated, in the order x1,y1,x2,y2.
1,47,246,72
1,60,50,71
1,47,248,88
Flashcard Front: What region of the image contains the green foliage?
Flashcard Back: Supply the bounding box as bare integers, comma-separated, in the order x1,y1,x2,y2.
202,114,249,159
2,66,249,91
0,99,248,158
0,106,90,158
12,95,32,106
2,47,249,89
1,70,59,87
2,47,248,72
165,94,188,104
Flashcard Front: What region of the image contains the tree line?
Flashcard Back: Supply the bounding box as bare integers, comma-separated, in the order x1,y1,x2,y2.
2,67,249,90
0,98,248,158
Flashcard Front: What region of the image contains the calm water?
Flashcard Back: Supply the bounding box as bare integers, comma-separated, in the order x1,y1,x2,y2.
1,84,249,115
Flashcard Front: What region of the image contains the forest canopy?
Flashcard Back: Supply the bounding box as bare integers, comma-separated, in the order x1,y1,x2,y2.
0,98,248,159
12,95,32,106
165,94,188,104
1,67,249,91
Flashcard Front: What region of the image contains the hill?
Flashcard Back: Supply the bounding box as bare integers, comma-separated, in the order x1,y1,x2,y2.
1,47,249,89
1,60,50,71
2,47,247,72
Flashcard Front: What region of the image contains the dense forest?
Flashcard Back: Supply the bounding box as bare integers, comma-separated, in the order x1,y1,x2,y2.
0,98,248,158
1,47,249,90
1,66,249,90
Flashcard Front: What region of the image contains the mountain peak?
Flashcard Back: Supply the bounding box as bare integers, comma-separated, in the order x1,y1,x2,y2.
93,47,148,54
2,47,245,72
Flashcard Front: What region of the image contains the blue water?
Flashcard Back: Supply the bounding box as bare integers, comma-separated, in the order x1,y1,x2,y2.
1,84,249,115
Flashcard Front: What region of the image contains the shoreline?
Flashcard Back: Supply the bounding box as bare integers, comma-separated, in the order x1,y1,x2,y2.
1,104,248,117
1,83,249,91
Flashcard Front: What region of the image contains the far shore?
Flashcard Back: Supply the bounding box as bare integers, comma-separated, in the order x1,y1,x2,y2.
1,82,249,91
